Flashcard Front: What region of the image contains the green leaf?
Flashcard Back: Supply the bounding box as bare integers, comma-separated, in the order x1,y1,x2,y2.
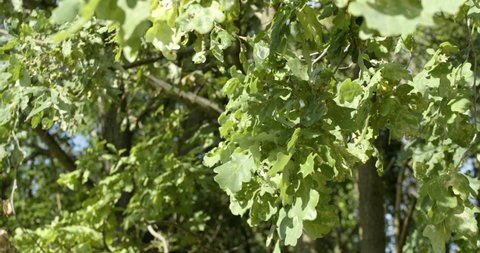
287,128,301,153
211,30,234,62
335,78,363,107
334,0,349,8
424,177,458,209
0,144,8,161
268,152,291,176
57,170,82,190
447,206,479,236
117,0,151,42
381,63,412,81
0,39,19,52
299,153,315,178
253,41,270,68
12,0,23,11
61,40,73,57
178,2,225,34
273,241,281,253
449,98,471,114
203,149,221,167
349,0,464,37
423,224,449,253
60,225,102,242
304,208,337,239
349,0,426,36
379,96,398,117
297,6,323,45
26,100,52,123
295,187,319,221
270,8,291,52
51,0,85,24
249,191,277,223
214,152,255,193
223,78,241,97
277,207,303,246
51,0,101,42
145,21,179,60
422,0,466,15
287,57,309,81
439,42,460,55
192,51,207,64
95,0,124,21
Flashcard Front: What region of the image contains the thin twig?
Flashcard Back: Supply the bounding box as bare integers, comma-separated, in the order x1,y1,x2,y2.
123,56,163,69
394,164,407,253
147,225,169,253
312,45,330,65
338,63,354,70
332,49,349,77
398,197,417,251
8,179,17,216
148,220,217,250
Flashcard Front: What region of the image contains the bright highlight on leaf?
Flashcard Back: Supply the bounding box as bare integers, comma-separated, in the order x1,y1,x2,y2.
213,152,254,193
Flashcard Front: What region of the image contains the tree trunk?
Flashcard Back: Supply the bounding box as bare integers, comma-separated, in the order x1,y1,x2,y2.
358,157,386,253
0,229,16,253
100,82,134,246
359,129,390,253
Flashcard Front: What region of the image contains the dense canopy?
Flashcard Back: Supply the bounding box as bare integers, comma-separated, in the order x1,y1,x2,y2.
0,0,480,252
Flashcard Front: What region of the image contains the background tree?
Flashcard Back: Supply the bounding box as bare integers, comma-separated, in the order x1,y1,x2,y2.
0,0,479,253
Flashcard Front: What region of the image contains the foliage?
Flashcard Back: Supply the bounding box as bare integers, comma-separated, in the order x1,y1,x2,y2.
0,0,480,252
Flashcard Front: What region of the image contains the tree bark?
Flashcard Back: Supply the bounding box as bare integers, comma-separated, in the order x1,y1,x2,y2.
358,129,389,253
358,156,386,253
0,229,16,253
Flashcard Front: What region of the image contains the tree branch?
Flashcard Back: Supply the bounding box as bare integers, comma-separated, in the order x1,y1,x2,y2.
120,48,194,70
0,28,9,36
312,45,330,65
23,149,50,163
146,75,224,116
33,128,76,171
147,225,169,253
123,56,163,69
398,197,417,252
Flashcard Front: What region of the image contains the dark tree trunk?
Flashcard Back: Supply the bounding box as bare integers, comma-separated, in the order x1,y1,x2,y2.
358,131,388,253
358,157,386,253
100,82,134,246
